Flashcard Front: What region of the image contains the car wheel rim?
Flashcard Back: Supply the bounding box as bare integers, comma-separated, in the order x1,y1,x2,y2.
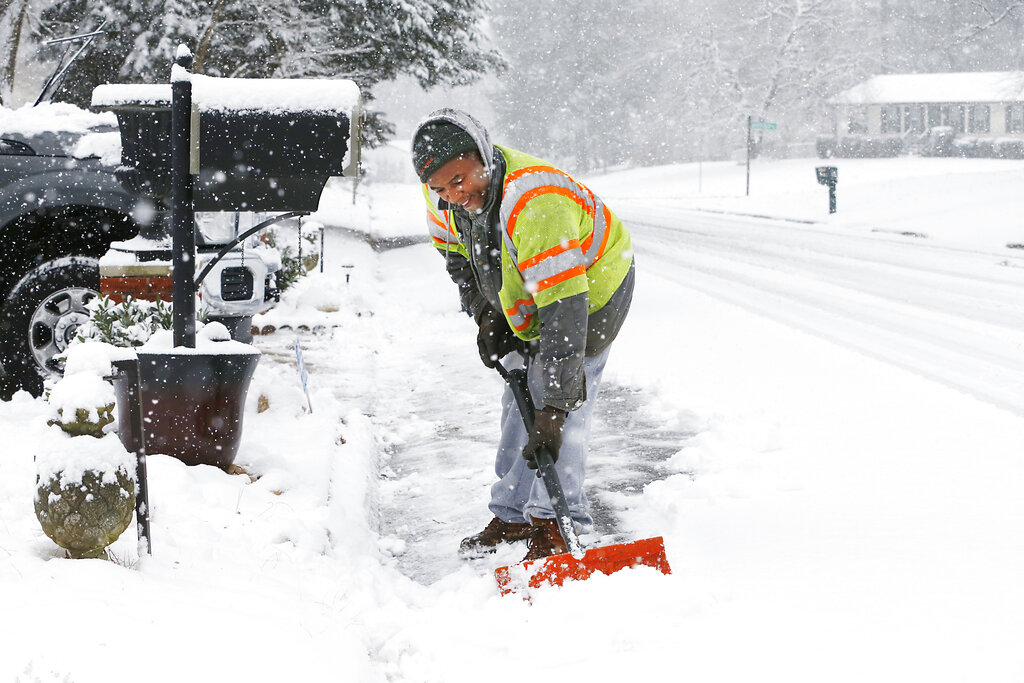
29,287,97,375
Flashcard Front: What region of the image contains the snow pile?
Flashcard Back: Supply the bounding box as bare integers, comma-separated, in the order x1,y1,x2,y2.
91,84,169,108
0,102,116,136
72,131,121,164
45,343,133,430
34,428,135,489
191,75,360,115
46,372,114,428
137,326,260,355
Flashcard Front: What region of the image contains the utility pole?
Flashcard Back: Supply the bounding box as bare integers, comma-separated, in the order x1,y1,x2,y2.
746,115,752,197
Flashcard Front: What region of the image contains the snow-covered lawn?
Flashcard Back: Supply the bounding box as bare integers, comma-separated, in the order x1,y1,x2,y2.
2,157,1023,682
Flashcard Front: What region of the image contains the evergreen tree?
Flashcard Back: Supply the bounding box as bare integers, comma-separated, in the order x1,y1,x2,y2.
39,0,503,145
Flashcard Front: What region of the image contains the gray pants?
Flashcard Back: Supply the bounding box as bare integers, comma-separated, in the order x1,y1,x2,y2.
488,347,610,529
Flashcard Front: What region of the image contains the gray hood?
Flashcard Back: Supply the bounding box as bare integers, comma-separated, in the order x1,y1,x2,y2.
412,108,495,179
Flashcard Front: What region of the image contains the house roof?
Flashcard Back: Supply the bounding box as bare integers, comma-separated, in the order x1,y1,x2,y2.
831,71,1024,105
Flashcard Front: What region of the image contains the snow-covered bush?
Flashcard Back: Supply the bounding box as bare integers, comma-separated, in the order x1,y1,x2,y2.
950,136,1023,158
833,135,904,158
74,295,172,348
265,223,322,292
925,127,955,157
996,138,1024,159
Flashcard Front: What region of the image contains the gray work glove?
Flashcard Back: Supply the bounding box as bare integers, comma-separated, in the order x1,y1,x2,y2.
522,407,567,469
476,305,518,368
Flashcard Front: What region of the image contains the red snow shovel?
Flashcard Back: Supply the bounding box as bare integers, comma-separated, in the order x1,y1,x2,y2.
492,364,671,596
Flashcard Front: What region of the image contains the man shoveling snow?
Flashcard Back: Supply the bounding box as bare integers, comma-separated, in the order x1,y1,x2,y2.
411,108,636,562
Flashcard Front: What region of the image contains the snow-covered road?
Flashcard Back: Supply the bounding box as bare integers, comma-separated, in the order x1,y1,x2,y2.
617,204,1024,416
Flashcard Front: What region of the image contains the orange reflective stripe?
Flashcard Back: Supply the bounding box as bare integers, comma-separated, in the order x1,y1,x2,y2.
581,230,594,255
511,314,533,332
506,186,593,240
534,265,586,293
517,239,581,271
505,297,535,316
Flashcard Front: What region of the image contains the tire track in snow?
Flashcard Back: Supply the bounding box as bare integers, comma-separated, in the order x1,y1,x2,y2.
621,208,1024,416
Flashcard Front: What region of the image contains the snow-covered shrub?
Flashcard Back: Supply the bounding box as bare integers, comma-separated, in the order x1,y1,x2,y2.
996,138,1024,159
816,136,836,159
834,135,903,158
74,295,172,348
925,127,955,157
953,137,1008,158
264,223,322,293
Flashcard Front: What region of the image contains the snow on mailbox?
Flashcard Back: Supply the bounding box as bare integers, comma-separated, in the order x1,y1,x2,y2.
190,75,360,212
92,77,360,213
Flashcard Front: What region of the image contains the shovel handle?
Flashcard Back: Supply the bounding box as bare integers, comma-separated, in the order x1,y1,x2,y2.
495,364,584,558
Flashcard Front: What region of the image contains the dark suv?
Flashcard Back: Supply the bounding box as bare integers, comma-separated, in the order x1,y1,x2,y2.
0,104,140,395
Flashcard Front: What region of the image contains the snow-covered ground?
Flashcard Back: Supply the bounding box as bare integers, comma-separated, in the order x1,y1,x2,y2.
2,156,1023,682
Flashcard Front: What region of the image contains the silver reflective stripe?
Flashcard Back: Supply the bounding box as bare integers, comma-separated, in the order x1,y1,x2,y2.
520,245,585,286
501,229,518,268
505,298,538,330
427,212,459,245
583,196,608,266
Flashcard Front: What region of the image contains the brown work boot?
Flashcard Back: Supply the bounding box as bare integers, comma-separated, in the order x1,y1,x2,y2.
459,517,533,555
523,517,569,561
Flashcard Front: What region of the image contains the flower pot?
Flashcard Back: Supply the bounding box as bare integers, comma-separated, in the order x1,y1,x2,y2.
113,350,259,469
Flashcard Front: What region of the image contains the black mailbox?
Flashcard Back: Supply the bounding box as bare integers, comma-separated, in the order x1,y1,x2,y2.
91,86,173,200
814,165,838,214
92,77,361,213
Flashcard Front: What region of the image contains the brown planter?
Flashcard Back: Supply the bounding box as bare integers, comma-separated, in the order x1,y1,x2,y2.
113,351,259,469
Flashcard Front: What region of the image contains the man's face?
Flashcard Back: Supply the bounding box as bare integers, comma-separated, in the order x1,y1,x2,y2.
426,153,489,214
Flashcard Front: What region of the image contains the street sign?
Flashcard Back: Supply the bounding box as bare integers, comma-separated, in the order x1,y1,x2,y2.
750,120,777,130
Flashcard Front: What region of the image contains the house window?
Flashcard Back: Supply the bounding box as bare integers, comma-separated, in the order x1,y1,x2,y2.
1007,104,1024,134
969,105,990,134
942,105,965,133
847,107,868,134
904,105,925,133
927,105,942,128
880,105,902,133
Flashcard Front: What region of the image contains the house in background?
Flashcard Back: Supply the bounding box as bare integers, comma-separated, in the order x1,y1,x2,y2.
820,71,1024,158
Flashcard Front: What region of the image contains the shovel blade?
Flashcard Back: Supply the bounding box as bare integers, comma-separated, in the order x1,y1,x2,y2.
494,536,671,596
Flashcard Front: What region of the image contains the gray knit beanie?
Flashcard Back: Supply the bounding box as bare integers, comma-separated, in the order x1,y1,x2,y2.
411,121,478,183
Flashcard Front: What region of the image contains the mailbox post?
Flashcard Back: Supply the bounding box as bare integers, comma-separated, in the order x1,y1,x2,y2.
170,48,197,347
815,165,838,214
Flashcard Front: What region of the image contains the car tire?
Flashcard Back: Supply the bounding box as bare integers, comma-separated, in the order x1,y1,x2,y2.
0,256,100,397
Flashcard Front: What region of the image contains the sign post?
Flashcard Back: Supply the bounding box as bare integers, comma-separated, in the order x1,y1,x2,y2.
746,118,777,197
746,116,751,197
